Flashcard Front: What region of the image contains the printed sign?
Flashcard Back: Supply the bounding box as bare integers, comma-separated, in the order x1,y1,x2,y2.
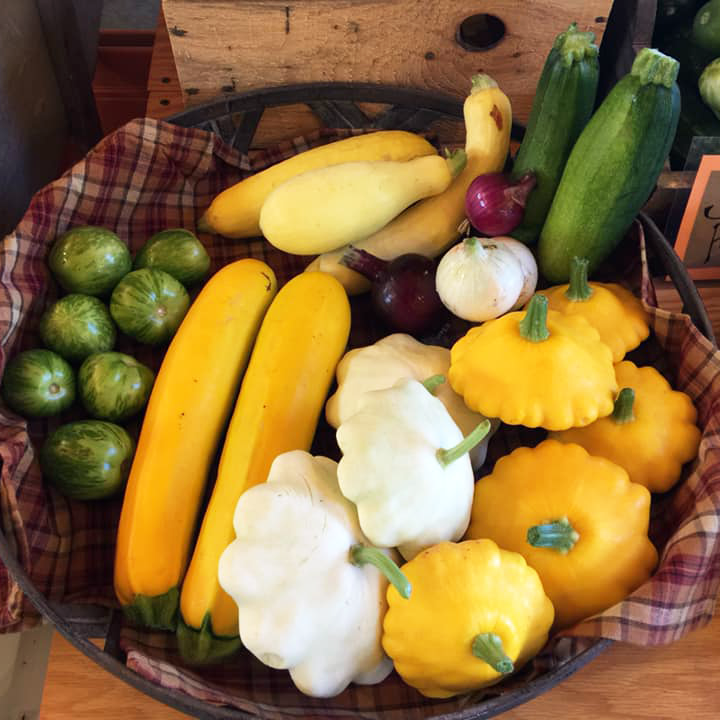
675,154,720,280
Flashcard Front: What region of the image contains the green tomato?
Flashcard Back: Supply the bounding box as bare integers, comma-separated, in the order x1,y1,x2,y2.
1,349,75,418
40,420,134,500
110,268,190,345
48,226,132,296
39,294,116,362
78,352,155,422
133,229,211,285
700,58,720,120
693,0,720,54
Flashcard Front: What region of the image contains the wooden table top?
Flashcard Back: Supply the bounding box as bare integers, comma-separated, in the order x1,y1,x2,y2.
39,611,720,719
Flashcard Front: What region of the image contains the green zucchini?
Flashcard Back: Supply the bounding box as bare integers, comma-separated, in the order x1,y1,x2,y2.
538,48,681,283
510,24,599,245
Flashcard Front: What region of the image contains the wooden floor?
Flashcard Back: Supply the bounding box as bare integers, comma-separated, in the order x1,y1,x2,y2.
32,9,720,720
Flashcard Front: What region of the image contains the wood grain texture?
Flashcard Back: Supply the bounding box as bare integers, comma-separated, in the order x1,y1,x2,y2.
39,611,720,719
160,0,612,127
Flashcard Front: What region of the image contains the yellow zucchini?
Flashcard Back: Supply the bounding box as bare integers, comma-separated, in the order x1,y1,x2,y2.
259,151,465,255
198,130,437,239
177,271,351,664
306,74,512,294
113,258,277,630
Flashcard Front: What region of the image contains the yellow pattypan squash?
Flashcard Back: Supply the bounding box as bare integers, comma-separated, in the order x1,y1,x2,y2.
449,294,617,430
382,539,554,699
466,439,658,630
535,256,649,362
552,360,701,493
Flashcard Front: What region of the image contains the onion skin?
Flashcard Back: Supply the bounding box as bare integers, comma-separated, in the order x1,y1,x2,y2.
465,172,537,236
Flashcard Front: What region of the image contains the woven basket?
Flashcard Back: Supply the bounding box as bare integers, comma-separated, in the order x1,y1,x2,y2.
1,85,719,720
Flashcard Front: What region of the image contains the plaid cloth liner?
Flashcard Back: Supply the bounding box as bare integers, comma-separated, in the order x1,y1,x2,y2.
1,118,719,718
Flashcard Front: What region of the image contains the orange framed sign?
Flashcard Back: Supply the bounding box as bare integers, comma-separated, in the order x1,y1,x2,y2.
674,154,720,280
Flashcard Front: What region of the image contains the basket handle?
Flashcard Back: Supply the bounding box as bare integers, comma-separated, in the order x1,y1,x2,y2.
639,212,717,346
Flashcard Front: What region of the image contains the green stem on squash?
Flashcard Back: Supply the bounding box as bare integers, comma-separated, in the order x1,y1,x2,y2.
444,148,467,178
471,633,514,674
611,388,636,424
565,257,593,301
471,73,499,93
631,47,679,89
436,419,491,468
422,374,446,395
350,545,411,599
554,23,598,66
519,294,550,342
526,516,579,554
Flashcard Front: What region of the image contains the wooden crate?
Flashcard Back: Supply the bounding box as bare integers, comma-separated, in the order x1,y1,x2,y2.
161,0,614,147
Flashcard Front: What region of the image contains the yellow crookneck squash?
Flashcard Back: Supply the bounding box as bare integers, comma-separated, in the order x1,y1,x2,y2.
176,271,351,665
382,539,554,698
114,259,278,631
306,73,513,294
449,294,617,431
552,360,701,493
536,256,649,362
198,130,437,239
466,439,658,630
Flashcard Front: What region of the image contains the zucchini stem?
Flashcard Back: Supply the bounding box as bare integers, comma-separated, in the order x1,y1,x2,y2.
631,48,679,88
554,23,598,66
519,294,550,342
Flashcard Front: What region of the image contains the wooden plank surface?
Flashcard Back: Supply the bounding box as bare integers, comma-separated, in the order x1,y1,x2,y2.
39,610,720,719
160,0,612,133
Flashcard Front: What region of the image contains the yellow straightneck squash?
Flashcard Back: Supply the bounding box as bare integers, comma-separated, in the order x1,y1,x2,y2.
198,130,437,239
176,271,352,664
113,258,277,631
306,73,512,294
258,151,464,255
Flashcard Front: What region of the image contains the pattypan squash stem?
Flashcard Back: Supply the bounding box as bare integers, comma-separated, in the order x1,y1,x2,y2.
519,294,550,342
526,516,579,554
350,544,412,599
565,257,593,301
611,387,636,424
422,374,446,395
436,419,491,468
471,633,514,674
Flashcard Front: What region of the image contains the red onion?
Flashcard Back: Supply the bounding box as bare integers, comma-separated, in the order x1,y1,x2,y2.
464,171,537,236
339,248,445,336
